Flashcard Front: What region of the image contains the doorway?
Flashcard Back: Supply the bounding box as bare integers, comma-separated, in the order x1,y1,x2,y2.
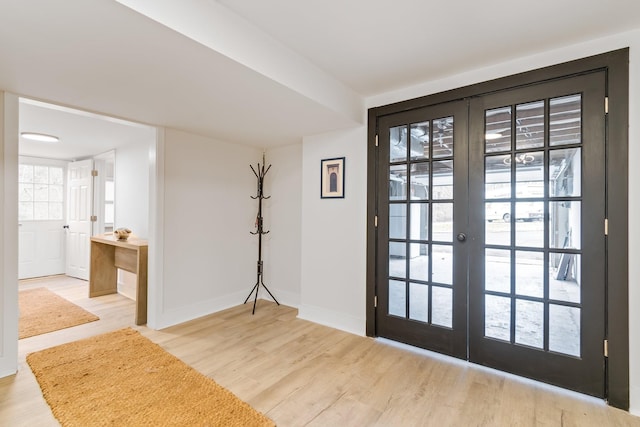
367,50,629,408
17,99,154,282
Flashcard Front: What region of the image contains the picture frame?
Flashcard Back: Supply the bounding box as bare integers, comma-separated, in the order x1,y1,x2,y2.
320,157,345,199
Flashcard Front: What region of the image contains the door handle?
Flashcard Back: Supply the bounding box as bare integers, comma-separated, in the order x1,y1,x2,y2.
63,225,70,229
457,232,467,242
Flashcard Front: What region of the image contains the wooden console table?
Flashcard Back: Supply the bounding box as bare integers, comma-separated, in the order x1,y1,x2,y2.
89,233,148,325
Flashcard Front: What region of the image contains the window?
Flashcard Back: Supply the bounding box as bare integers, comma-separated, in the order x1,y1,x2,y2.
104,179,114,231
19,164,64,221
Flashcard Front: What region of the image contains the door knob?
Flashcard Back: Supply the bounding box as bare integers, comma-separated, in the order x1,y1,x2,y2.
457,232,467,242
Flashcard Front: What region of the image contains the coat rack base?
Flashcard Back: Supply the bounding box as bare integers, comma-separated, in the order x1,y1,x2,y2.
244,262,280,314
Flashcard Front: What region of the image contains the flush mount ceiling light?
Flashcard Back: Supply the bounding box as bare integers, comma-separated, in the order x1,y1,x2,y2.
20,132,59,143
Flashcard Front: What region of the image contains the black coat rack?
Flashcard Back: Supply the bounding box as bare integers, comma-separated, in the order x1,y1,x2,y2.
244,153,280,314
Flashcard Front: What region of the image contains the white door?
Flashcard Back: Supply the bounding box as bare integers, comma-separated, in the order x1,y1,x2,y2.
66,159,94,280
19,221,65,279
18,161,67,279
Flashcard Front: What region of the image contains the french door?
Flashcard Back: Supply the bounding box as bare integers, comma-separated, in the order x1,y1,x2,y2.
377,100,469,359
375,71,606,397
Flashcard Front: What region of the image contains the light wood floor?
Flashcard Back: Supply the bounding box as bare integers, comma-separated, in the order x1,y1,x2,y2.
1,276,639,426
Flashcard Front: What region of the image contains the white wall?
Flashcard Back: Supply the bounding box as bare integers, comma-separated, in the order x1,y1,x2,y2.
299,127,368,335
262,143,302,307
114,141,152,238
0,92,18,377
153,128,261,328
113,140,153,299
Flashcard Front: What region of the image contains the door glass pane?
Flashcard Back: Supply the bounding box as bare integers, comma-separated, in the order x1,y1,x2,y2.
19,202,33,221
515,151,544,197
410,163,429,200
390,125,407,162
549,304,580,357
432,203,453,242
550,148,581,197
409,203,428,241
432,116,454,158
516,100,545,150
486,203,510,245
49,185,64,203
432,160,453,199
34,166,48,184
19,183,33,202
432,287,452,328
409,282,429,322
515,299,544,348
550,253,581,303
485,249,510,293
19,164,34,183
515,251,543,297
409,243,429,281
389,204,406,239
34,202,48,220
515,201,544,248
549,201,581,250
34,184,48,202
389,242,406,278
388,280,406,317
409,121,429,160
550,94,581,146
485,106,512,153
390,165,407,200
485,295,511,341
485,155,511,197
50,167,64,185
432,245,452,285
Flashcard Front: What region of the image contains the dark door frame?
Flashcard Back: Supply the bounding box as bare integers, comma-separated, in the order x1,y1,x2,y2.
366,48,629,410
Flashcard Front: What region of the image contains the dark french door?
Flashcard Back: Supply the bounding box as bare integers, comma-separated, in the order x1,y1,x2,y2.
375,71,606,397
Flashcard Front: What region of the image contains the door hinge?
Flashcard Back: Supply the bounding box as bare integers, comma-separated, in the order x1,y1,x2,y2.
605,97,609,114
374,215,378,227
374,296,378,308
604,218,609,236
91,169,98,177
604,339,609,357
375,134,379,147
90,215,97,222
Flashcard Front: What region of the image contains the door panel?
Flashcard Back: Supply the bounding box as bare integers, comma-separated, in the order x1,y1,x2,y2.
468,71,606,397
18,221,65,279
375,71,606,397
376,100,468,359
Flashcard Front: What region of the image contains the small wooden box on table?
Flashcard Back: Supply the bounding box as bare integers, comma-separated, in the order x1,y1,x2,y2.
89,233,148,325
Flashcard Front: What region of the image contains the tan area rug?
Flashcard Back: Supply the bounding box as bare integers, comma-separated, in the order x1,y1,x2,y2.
19,287,99,339
26,328,275,427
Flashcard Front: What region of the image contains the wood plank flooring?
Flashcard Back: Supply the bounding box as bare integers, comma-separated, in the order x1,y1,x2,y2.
1,275,639,426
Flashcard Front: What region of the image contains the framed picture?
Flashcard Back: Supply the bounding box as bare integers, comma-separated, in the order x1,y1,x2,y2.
321,157,345,199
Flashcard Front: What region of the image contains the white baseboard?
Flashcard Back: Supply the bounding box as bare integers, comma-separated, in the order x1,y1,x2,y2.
252,287,300,308
297,303,365,336
154,290,249,329
630,385,640,416
0,367,17,379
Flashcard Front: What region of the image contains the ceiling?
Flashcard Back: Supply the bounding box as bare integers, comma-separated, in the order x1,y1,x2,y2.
1,0,639,160
19,99,155,161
